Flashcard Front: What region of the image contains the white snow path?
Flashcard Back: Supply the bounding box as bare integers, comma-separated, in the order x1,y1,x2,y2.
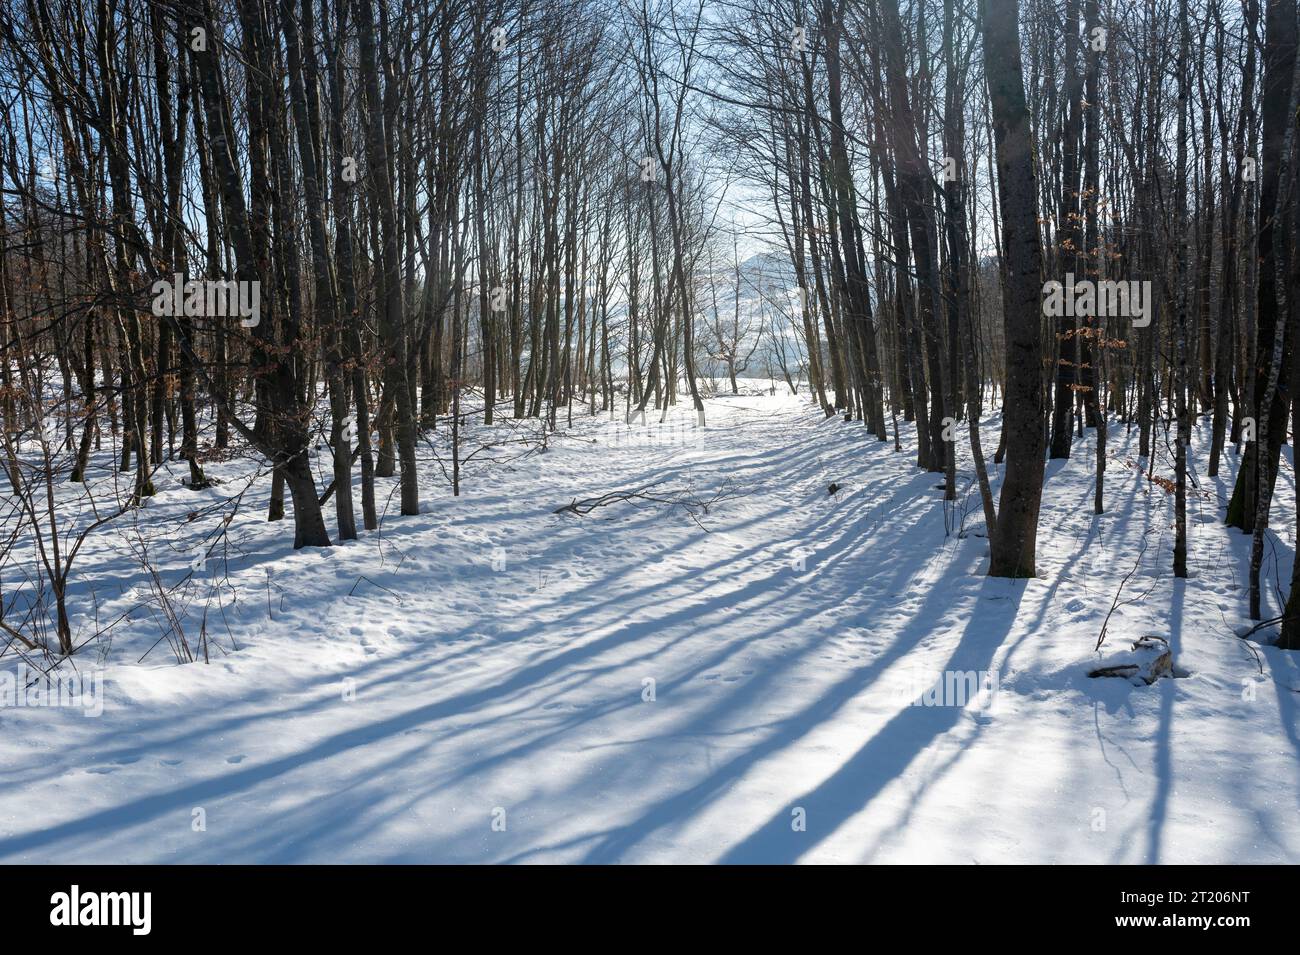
1,390,1297,863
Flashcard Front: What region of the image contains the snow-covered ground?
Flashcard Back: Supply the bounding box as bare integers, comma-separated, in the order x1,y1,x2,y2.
1,385,1297,863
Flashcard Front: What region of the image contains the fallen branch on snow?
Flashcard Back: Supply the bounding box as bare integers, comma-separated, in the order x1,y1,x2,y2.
554,479,743,528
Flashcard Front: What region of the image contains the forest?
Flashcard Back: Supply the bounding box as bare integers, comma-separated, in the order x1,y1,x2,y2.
0,0,1296,865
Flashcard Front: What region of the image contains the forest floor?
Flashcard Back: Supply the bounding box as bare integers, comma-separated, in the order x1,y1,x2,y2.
1,384,1298,863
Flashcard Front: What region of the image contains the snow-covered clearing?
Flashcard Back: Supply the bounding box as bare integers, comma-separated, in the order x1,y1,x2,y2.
2,388,1297,863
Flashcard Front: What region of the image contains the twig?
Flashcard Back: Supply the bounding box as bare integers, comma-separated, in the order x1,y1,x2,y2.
1095,528,1160,651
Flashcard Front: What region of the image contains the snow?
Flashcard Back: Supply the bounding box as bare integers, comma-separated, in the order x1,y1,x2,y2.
1,384,1297,863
